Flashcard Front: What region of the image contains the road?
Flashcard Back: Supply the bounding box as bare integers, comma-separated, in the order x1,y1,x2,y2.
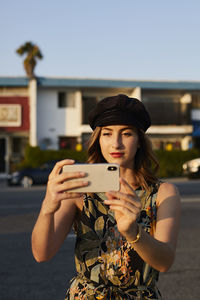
0,178,199,300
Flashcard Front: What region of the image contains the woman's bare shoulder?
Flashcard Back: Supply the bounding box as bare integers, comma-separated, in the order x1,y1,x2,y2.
156,181,180,206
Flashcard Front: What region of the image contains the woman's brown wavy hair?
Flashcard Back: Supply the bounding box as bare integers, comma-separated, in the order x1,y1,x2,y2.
87,126,159,191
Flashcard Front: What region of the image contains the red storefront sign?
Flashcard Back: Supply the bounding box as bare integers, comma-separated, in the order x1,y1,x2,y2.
0,97,29,132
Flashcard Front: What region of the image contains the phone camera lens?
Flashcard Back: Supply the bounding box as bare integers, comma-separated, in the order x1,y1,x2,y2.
108,166,117,171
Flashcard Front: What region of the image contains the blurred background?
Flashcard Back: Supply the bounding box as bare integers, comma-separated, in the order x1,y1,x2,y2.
0,0,200,299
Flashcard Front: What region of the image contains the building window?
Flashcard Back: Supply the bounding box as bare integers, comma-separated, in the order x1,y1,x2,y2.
143,96,191,125
82,96,98,124
58,92,75,108
82,133,92,149
12,137,21,153
59,136,77,150
58,92,66,107
192,95,200,108
10,137,28,165
0,138,6,172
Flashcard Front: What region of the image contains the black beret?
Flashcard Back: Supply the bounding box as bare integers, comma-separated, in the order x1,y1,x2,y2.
88,94,151,132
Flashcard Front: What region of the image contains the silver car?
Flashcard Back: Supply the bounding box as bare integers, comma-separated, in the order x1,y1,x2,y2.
182,158,200,178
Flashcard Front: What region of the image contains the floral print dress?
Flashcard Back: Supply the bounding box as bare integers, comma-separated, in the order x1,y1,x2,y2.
65,182,162,300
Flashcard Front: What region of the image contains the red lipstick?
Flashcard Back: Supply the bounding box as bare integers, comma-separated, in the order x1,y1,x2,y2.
110,152,124,158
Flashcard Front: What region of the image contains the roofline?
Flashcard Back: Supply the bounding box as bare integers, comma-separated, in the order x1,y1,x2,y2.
0,77,29,87
1,76,200,90
37,77,200,90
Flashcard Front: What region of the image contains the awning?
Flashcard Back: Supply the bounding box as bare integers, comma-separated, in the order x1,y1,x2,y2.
192,121,200,137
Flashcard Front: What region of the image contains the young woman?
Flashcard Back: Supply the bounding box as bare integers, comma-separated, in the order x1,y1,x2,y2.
32,94,181,299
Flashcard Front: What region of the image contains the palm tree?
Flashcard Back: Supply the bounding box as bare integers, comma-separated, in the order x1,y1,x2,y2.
16,42,43,78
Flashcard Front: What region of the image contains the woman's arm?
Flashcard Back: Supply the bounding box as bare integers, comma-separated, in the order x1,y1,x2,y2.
31,159,87,262
130,182,180,272
105,179,181,272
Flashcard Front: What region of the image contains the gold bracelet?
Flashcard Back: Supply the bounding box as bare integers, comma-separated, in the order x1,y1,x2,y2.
128,224,141,245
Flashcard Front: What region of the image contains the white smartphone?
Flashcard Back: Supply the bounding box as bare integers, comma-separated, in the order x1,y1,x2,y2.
62,163,120,192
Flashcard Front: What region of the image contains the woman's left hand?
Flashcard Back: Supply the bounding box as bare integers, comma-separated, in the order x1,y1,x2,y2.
105,177,142,241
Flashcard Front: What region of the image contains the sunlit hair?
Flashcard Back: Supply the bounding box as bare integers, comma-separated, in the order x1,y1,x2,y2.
87,126,159,191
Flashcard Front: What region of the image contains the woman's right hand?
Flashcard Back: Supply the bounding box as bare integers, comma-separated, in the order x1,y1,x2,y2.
42,159,88,214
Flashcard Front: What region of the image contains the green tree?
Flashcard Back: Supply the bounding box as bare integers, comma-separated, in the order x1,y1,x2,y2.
16,41,43,78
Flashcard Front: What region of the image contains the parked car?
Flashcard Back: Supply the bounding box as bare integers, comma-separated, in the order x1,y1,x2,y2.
182,158,200,178
7,160,59,187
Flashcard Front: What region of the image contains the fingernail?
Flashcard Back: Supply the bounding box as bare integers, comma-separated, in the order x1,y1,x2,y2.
68,159,75,163
104,200,110,205
79,172,86,176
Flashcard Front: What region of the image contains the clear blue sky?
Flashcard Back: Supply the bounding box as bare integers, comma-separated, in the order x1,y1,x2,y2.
1,0,200,81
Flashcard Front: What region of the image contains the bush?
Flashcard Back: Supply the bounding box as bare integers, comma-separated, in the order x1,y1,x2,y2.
16,145,88,170
155,149,200,178
14,145,200,178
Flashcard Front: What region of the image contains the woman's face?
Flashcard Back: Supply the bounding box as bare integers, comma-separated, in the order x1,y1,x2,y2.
99,125,139,168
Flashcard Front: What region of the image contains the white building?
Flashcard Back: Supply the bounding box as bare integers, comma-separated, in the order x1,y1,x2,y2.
0,76,200,174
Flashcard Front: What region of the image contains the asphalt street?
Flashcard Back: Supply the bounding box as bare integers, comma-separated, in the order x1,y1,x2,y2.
0,178,199,300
